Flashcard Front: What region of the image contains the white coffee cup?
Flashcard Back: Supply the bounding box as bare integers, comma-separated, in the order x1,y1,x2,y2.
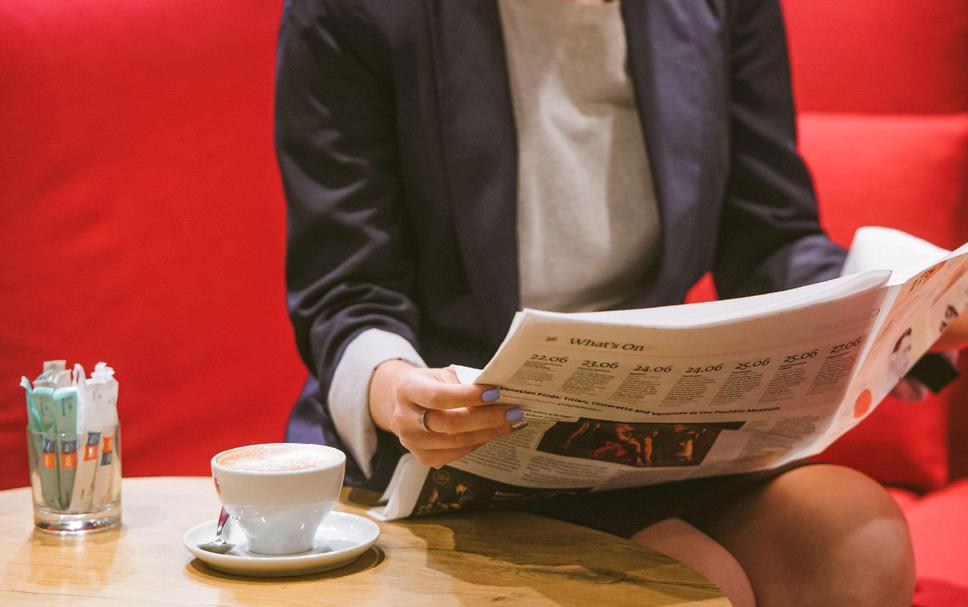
211,443,345,555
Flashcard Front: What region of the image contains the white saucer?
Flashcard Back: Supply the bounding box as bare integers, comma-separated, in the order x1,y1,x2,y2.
183,511,380,577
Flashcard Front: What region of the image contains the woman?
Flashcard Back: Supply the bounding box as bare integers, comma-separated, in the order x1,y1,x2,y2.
275,1,925,605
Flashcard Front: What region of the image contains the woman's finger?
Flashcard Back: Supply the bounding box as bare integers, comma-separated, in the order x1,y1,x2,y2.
423,404,524,435
434,366,463,384
932,313,968,351
408,445,483,469
399,369,500,410
400,421,515,451
889,378,929,402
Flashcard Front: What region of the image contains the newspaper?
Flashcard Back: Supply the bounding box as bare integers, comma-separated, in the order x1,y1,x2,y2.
370,228,968,520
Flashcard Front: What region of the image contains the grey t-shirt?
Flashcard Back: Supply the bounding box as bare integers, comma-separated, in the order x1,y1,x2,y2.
331,0,661,475
501,0,659,312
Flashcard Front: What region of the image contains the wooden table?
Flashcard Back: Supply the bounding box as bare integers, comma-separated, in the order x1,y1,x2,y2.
0,477,729,606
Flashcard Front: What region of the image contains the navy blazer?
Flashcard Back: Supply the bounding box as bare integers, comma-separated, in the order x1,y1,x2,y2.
274,0,847,489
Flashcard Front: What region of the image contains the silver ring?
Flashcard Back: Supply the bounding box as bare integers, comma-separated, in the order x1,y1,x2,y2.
417,408,434,433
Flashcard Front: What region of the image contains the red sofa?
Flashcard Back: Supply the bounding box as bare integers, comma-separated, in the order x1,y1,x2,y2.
0,1,965,604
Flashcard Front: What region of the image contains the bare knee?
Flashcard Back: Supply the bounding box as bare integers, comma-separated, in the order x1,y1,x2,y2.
812,469,915,607
697,465,915,607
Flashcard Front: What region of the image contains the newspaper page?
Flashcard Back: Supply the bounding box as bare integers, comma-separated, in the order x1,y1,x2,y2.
370,229,968,521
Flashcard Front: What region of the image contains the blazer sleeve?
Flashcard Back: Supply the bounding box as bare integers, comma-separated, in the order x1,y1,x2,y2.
275,1,417,463
713,0,847,299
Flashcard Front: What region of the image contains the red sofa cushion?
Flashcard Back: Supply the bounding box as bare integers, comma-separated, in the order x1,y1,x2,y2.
782,0,968,113
0,0,300,488
800,112,968,251
815,396,950,491
897,481,968,606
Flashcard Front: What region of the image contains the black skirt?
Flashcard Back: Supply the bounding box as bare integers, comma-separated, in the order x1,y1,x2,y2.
513,460,814,538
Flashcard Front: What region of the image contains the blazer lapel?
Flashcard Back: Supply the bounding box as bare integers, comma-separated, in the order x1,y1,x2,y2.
621,0,706,304
428,0,521,343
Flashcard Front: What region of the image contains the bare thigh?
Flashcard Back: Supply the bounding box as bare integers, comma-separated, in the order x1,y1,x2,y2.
679,464,915,607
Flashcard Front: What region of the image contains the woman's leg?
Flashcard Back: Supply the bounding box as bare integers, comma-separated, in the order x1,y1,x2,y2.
682,464,915,607
631,518,756,607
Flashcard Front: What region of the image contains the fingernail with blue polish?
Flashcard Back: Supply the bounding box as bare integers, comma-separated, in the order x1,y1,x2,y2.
482,388,501,402
505,407,524,423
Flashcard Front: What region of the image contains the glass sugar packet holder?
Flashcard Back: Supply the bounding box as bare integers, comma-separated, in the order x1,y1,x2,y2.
21,360,121,533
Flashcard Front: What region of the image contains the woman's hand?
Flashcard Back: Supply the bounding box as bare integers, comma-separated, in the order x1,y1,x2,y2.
368,360,525,468
891,314,967,401
932,313,968,352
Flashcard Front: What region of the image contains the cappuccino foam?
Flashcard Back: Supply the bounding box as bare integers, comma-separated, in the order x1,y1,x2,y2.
217,444,339,472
